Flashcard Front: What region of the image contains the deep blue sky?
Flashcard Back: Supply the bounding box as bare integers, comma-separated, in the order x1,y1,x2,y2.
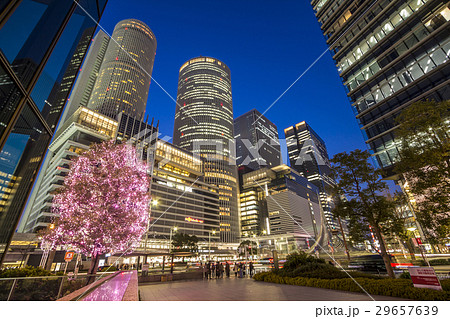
97,0,367,161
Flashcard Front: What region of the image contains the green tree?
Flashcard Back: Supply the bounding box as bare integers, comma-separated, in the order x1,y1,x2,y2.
238,240,257,256
172,233,198,252
394,100,450,245
331,150,396,278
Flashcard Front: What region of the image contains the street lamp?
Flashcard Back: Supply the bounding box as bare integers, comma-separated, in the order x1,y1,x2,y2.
208,230,216,261
169,226,178,253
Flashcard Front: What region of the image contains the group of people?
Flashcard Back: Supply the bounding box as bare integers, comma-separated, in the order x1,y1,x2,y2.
204,261,254,279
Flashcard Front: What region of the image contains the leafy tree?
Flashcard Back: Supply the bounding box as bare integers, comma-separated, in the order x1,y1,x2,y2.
172,233,198,252
42,140,150,283
238,240,257,256
394,100,450,245
331,149,396,278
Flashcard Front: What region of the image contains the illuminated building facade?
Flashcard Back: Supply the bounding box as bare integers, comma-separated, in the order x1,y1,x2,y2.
239,164,324,250
234,109,282,170
19,107,118,233
311,0,450,173
284,121,337,233
173,57,239,243
0,0,108,265
88,19,157,119
146,140,220,244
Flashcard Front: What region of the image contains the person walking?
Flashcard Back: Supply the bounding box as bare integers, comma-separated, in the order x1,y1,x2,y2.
233,262,238,277
225,262,230,278
211,262,215,279
249,261,254,277
238,263,243,278
219,262,224,278
206,262,211,279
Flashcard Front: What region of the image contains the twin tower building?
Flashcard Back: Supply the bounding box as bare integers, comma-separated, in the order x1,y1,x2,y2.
20,19,241,243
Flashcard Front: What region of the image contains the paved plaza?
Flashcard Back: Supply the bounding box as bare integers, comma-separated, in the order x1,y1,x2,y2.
139,277,405,301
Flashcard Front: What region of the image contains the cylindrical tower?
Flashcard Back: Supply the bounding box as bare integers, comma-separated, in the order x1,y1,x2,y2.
88,19,156,119
173,56,239,243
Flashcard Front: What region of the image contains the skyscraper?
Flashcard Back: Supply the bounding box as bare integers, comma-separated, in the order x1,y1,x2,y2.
284,121,337,232
88,19,157,119
0,0,108,265
234,109,282,170
311,0,450,174
59,30,110,125
173,57,239,243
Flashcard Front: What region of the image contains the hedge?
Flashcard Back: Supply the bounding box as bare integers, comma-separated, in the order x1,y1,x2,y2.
253,272,450,301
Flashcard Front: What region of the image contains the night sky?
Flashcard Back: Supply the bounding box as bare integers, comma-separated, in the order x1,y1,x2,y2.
96,0,368,162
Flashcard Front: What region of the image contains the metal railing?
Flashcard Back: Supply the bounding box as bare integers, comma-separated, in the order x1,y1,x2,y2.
0,273,105,301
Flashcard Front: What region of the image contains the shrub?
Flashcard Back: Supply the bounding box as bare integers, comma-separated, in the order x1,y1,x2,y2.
254,272,450,301
0,266,55,278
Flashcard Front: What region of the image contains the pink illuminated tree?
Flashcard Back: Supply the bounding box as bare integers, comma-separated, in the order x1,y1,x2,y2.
43,140,150,281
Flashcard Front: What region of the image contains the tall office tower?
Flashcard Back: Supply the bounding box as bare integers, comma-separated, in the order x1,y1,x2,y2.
173,57,239,243
59,30,110,125
311,0,450,175
0,0,108,266
284,121,337,233
88,19,157,119
240,164,324,252
234,109,282,170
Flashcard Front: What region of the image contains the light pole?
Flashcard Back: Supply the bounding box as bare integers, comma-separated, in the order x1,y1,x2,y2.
208,230,216,261
169,226,178,254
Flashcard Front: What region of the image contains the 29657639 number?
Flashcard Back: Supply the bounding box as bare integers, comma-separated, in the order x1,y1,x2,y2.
375,306,438,316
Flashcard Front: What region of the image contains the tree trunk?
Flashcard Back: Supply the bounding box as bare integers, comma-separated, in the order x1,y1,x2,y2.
86,253,100,285
373,226,395,278
405,240,416,261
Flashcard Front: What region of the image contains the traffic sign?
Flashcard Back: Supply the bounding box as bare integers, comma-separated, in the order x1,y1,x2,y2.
64,251,75,262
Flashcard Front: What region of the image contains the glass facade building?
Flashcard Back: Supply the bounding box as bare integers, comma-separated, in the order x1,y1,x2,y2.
311,0,450,173
284,121,337,232
234,108,282,171
0,0,108,264
88,19,157,119
173,57,239,243
240,164,324,250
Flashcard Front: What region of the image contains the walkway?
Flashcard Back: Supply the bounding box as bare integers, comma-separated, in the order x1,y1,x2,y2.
139,276,405,301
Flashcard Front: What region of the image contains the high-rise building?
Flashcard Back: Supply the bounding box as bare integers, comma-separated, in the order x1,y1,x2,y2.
239,164,324,251
284,121,337,232
234,109,282,170
0,0,108,265
88,19,157,119
59,30,110,125
173,56,239,243
311,0,450,174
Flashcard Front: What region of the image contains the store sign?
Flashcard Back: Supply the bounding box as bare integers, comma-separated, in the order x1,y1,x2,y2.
408,267,442,290
185,216,204,223
64,251,75,262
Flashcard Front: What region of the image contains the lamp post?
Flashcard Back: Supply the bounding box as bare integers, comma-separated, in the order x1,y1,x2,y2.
208,230,216,261
169,226,178,253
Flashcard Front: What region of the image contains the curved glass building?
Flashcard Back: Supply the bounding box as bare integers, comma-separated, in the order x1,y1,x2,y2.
88,19,157,119
173,57,239,243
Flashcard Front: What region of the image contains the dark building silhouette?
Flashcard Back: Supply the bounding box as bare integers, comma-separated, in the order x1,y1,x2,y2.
234,109,281,170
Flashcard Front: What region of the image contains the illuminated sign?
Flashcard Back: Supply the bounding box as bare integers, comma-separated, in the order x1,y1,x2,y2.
185,217,204,224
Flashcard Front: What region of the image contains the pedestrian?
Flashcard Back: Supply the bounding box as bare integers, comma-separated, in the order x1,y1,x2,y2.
206,262,211,279
238,263,243,278
233,262,238,277
216,262,220,279
225,262,230,278
249,261,254,277
219,262,224,278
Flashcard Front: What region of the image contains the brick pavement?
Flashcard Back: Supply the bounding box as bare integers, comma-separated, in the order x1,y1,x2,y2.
139,276,405,301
